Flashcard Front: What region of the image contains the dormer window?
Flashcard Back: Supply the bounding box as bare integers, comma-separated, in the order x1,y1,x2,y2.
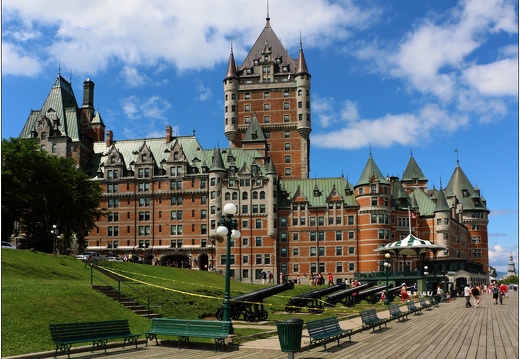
40,132,46,141
110,155,116,164
173,152,179,160
141,154,147,162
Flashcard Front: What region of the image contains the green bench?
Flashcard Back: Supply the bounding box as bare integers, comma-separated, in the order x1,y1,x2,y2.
305,317,352,351
49,319,140,358
419,298,433,310
360,309,387,332
388,303,408,321
406,300,422,315
145,318,231,352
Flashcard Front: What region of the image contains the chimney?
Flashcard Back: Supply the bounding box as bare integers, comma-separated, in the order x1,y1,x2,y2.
166,125,173,143
106,129,113,147
83,78,95,109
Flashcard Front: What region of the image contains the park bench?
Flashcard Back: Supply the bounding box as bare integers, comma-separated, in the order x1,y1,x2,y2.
305,316,352,351
49,319,140,358
360,309,387,332
406,300,422,315
145,318,231,352
388,303,408,321
419,298,434,310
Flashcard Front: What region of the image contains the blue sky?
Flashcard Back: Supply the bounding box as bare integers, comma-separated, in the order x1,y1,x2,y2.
2,0,518,273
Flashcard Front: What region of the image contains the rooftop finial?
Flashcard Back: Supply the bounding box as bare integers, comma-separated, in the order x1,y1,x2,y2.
455,148,459,165
266,0,270,21
58,60,61,76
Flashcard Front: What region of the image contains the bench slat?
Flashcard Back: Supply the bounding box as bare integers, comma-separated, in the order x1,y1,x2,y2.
305,317,352,351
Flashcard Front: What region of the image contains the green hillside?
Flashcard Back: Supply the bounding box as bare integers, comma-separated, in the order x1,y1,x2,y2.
1,249,360,357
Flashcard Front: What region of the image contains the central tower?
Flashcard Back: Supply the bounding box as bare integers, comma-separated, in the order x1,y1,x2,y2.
223,15,311,179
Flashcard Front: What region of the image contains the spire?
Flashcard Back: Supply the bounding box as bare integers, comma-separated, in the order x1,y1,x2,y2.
296,35,310,75
356,153,388,186
209,148,226,172
266,159,277,175
225,44,238,80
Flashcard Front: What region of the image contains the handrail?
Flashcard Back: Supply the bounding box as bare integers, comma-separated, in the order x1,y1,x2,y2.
85,262,162,319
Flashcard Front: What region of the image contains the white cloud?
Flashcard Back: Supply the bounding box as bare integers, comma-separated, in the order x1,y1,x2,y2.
1,0,379,77
196,83,212,101
463,57,518,97
1,42,42,76
120,95,171,120
120,66,149,87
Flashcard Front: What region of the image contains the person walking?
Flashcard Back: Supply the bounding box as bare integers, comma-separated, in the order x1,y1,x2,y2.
492,284,499,304
328,272,334,287
499,283,508,303
401,283,409,303
464,284,472,308
261,270,267,284
471,284,481,308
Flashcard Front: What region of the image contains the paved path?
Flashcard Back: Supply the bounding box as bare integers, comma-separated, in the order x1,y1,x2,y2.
7,292,518,359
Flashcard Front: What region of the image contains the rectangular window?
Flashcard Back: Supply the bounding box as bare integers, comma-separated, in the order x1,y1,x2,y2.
256,254,262,264
336,262,343,273
280,232,287,242
310,247,317,256
349,247,355,255
138,212,150,221
335,231,342,240
139,197,151,207
336,246,342,256
255,219,262,228
292,233,299,241
349,263,355,271
108,212,119,222
348,216,354,225
280,248,288,257
255,237,262,246
293,248,299,256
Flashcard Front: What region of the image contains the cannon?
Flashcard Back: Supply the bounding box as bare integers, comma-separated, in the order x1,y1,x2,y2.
215,280,294,322
325,283,373,307
355,285,398,304
285,282,347,314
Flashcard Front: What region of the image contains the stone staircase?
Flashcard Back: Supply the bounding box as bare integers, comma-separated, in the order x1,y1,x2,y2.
93,285,162,318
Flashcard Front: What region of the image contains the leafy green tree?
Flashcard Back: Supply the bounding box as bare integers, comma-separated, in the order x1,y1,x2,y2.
1,138,104,252
498,275,518,285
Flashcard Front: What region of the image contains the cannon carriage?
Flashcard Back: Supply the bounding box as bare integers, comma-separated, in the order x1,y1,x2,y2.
285,282,347,314
215,280,294,322
324,283,373,307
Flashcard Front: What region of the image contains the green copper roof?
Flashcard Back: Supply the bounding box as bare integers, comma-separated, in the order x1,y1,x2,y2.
20,74,81,141
434,188,450,213
243,114,266,142
402,155,427,181
356,155,388,186
280,177,357,207
444,164,489,212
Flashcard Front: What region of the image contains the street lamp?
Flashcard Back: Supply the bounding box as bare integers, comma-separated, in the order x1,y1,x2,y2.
424,266,429,296
217,203,241,333
383,253,391,305
50,225,58,254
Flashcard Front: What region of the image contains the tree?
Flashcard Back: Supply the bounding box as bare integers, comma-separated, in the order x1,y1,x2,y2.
498,275,518,285
1,138,104,253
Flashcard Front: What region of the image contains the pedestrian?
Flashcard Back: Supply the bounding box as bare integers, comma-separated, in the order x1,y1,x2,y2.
492,284,499,304
328,272,334,287
464,284,472,308
499,283,508,301
437,285,444,300
268,271,274,285
379,290,386,304
471,284,480,308
279,272,284,283
309,274,314,286
296,276,300,284
401,283,409,303
261,270,267,284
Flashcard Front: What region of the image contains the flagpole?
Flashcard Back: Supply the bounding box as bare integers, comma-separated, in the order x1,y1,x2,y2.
408,206,412,235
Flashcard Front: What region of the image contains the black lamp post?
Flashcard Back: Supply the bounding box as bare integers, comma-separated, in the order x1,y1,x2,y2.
50,224,58,254
384,253,391,304
216,203,241,334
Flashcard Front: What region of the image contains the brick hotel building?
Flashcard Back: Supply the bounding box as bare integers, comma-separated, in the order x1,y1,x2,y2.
18,15,490,286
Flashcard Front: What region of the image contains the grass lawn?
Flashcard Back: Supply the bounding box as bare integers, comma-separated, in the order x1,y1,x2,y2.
1,249,375,357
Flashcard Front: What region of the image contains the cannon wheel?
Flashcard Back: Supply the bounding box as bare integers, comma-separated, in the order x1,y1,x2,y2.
215,308,224,321
231,310,241,320
244,311,256,322
258,309,268,321
308,306,324,314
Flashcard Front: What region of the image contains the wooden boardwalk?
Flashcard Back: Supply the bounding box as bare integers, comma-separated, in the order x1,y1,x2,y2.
7,291,517,359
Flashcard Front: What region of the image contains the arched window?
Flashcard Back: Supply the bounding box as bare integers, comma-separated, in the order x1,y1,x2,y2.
52,144,57,153
260,191,266,199
252,191,258,199
242,192,248,200
232,192,238,200
225,193,231,201
110,155,116,164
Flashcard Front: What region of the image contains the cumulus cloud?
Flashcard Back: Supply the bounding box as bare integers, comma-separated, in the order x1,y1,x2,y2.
120,95,171,120
196,83,212,101
1,0,377,77
463,57,518,97
2,42,42,76
120,66,149,87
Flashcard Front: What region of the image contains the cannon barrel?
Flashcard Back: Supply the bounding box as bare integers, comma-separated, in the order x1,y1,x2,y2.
325,283,373,304
288,282,347,304
356,285,388,297
285,282,347,313
231,280,294,303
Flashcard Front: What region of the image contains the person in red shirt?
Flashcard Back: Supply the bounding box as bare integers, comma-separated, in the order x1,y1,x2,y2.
499,283,508,303
328,272,334,287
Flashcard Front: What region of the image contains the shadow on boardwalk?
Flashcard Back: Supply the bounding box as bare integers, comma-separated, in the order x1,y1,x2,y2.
6,292,518,359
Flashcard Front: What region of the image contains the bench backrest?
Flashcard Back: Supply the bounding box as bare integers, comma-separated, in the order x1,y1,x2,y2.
406,301,418,310
360,309,379,323
306,317,340,336
149,318,230,337
388,304,401,315
50,320,131,342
